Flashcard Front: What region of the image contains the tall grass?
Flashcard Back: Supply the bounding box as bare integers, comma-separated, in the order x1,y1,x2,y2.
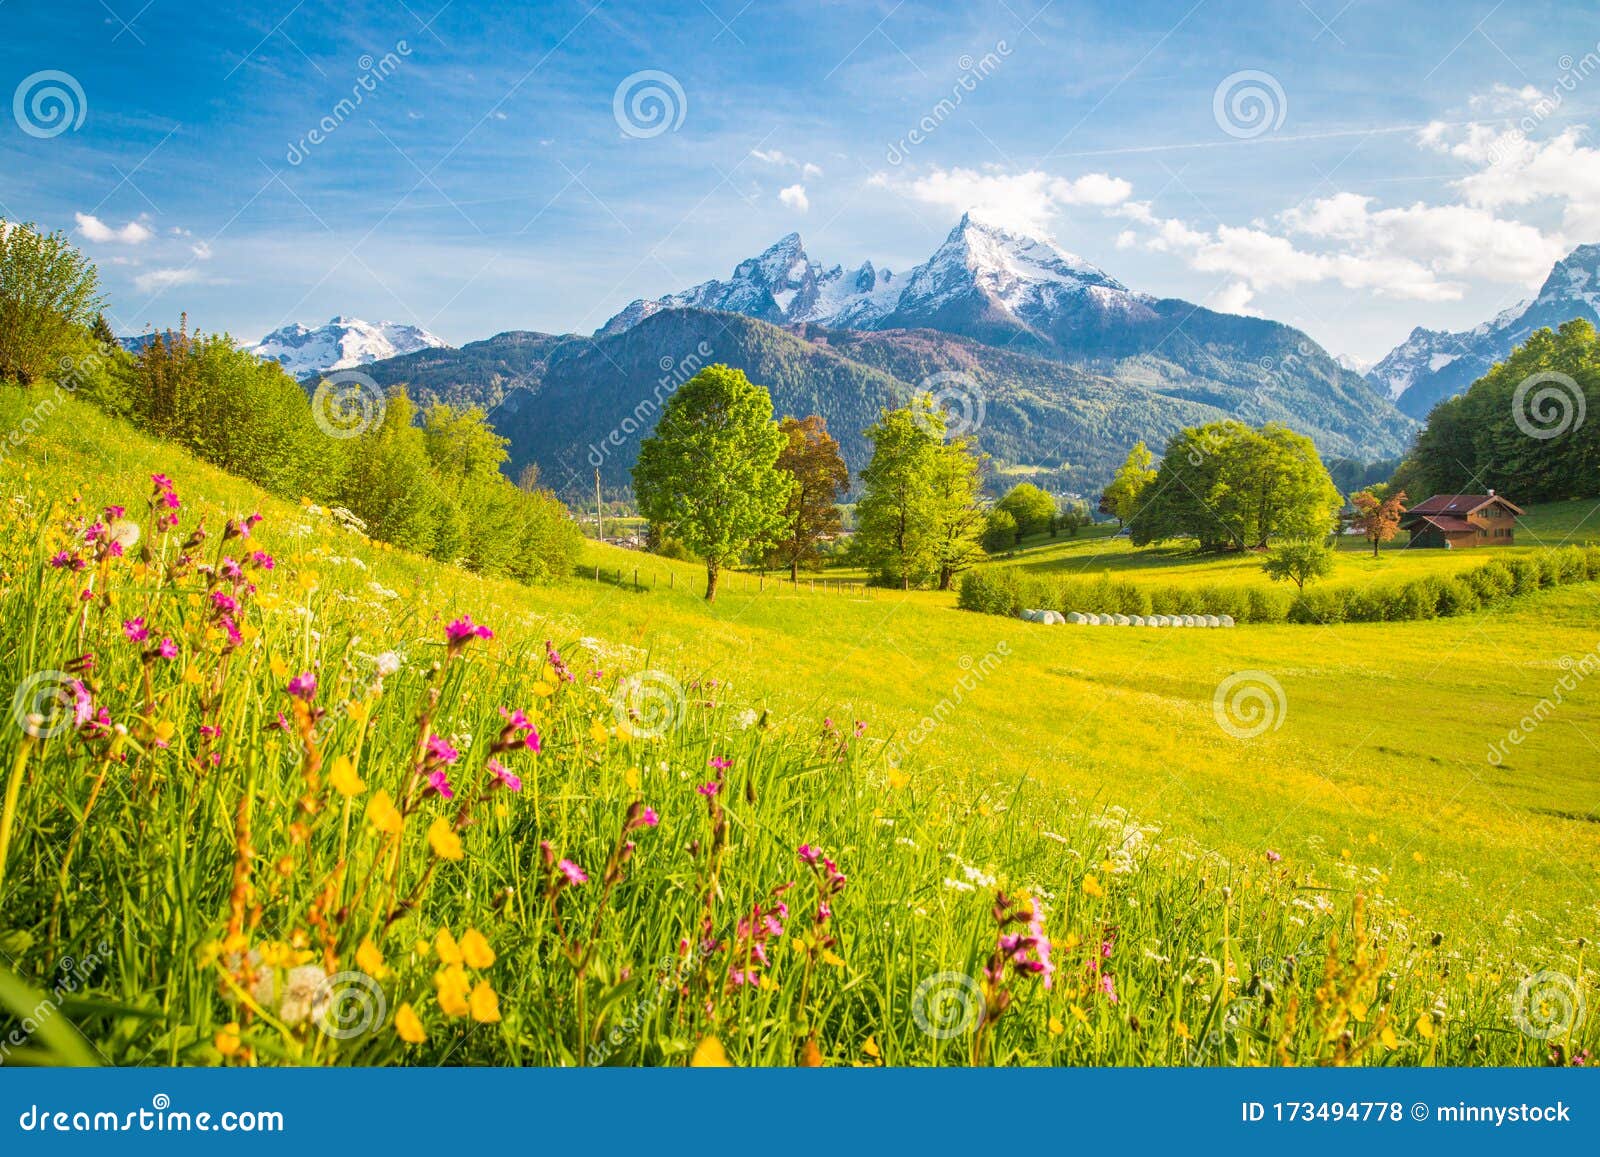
0,459,1592,1066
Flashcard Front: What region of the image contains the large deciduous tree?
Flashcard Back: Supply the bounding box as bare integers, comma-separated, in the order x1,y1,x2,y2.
766,415,850,582
995,482,1057,541
1130,421,1341,551
633,364,789,600
855,395,985,589
1100,440,1156,527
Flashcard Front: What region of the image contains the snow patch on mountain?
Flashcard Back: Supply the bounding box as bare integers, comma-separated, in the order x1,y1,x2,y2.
248,316,448,377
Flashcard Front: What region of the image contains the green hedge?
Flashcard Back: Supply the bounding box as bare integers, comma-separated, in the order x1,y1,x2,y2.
958,545,1600,625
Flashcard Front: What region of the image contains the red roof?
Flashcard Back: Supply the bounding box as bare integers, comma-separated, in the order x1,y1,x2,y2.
1407,493,1525,516
1407,514,1475,534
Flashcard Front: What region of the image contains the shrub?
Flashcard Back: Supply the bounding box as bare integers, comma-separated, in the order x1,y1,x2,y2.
1436,577,1480,616
1289,587,1348,624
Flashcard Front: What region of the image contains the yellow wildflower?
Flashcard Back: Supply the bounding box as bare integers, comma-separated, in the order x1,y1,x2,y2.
436,965,471,1018
1082,874,1105,898
214,1022,241,1057
435,927,462,966
427,816,464,860
366,789,402,835
394,1003,427,1044
328,755,365,797
690,1036,731,1066
469,980,501,1023
459,928,495,969
355,937,386,978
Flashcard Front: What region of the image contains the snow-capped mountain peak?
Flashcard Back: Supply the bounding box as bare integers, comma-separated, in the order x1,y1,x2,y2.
248,317,449,378
1368,240,1600,416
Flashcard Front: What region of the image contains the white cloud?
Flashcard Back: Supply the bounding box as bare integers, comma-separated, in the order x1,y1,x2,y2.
1205,281,1258,315
753,149,824,183
75,213,152,245
875,165,1131,235
1423,123,1600,238
1468,83,1545,114
134,267,200,294
191,240,213,261
778,184,810,213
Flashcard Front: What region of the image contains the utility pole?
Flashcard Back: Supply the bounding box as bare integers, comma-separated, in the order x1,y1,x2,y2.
594,468,603,541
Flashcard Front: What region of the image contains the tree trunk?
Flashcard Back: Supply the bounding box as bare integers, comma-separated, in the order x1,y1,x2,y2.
706,563,719,601
939,567,954,590
790,560,798,584
1372,537,1380,558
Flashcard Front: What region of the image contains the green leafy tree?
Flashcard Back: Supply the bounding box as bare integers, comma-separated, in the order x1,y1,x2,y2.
1262,539,1335,591
995,483,1057,541
1132,421,1341,551
926,431,987,589
766,414,850,582
1056,497,1091,536
1100,441,1157,526
982,508,1018,553
854,397,943,588
633,364,789,600
0,222,102,385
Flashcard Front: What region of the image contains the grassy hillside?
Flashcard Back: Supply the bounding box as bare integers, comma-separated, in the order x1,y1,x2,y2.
1,388,1595,1066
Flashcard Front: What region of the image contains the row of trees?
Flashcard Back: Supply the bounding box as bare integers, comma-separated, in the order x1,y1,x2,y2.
1,222,581,584
633,368,994,598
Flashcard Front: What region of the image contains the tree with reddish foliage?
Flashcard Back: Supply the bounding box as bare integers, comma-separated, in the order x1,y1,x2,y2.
1351,486,1407,558
766,415,850,582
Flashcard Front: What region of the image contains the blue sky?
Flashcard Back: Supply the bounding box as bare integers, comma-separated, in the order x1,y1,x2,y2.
4,0,1599,361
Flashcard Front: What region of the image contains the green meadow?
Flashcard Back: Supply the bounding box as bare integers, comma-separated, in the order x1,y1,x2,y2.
1,388,1596,1066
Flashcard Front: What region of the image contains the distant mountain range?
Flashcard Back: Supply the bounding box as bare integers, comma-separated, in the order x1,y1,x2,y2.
348,214,1418,498
117,315,451,377
1366,243,1600,419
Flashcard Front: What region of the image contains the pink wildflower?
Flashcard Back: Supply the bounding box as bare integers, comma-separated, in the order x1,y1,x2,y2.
558,859,588,885
485,758,522,792
286,673,317,699
122,618,149,642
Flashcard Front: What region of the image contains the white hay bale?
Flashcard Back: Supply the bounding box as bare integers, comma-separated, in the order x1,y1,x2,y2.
1129,615,1145,626
1020,609,1039,622
1219,614,1235,628
1113,614,1130,626
1065,611,1085,624
1204,614,1220,627
1046,610,1066,624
